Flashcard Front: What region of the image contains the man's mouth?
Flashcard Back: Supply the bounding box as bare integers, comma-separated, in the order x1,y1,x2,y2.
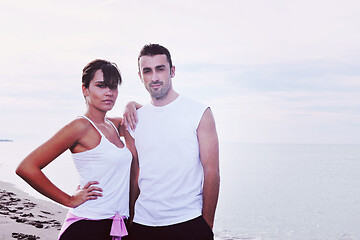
150,82,162,89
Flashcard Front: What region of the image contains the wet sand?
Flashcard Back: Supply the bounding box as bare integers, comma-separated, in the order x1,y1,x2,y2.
0,180,66,240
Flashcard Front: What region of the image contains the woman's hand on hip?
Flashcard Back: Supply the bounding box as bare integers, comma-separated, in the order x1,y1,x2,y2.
68,181,103,208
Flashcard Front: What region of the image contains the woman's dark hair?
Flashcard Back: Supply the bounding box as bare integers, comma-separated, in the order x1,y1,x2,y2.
82,59,121,89
138,44,173,70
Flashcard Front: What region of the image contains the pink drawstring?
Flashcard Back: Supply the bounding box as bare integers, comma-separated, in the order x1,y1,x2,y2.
110,212,128,240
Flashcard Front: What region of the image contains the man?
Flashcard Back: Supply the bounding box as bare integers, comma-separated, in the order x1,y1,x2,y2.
126,43,220,240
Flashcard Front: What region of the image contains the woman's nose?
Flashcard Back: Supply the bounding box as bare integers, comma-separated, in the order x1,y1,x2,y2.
105,87,113,95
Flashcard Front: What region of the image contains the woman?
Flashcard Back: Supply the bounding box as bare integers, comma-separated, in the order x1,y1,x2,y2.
16,59,135,240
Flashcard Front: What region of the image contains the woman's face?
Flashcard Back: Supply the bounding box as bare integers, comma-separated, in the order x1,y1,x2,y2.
83,69,118,112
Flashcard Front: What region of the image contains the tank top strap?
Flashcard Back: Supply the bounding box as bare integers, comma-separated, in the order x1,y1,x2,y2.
105,118,121,139
79,116,104,136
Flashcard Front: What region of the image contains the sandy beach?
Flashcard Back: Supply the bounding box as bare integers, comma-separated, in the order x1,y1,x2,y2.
0,180,66,240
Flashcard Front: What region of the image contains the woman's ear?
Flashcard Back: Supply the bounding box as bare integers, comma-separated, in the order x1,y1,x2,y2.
82,85,89,97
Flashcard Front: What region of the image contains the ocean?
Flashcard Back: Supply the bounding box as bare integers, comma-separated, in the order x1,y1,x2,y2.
1,141,360,240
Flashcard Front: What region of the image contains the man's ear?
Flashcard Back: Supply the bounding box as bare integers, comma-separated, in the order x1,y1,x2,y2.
170,66,175,78
138,72,144,83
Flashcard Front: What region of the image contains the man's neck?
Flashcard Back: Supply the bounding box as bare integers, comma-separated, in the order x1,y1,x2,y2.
151,90,179,107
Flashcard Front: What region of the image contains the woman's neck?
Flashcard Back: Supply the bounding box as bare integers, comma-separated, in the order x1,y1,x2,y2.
84,109,107,124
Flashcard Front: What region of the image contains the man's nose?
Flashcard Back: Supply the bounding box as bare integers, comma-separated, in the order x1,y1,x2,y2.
151,71,159,81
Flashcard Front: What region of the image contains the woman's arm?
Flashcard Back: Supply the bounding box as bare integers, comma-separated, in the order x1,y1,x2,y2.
122,101,143,130
16,119,102,208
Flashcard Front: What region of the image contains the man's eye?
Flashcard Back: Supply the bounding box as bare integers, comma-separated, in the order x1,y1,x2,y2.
97,84,105,88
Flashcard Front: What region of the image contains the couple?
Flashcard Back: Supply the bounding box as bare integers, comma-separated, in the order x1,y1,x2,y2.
16,44,220,240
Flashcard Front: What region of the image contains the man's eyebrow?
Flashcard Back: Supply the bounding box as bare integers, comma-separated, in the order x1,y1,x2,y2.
155,65,166,69
142,67,151,72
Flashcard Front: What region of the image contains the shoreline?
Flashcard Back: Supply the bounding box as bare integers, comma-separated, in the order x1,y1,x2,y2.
0,180,67,240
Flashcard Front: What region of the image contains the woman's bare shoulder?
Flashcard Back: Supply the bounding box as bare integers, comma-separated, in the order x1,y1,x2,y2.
107,117,122,126
63,118,93,137
107,117,125,136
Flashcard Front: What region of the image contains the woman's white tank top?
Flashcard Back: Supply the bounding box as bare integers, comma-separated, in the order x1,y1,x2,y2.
69,116,132,219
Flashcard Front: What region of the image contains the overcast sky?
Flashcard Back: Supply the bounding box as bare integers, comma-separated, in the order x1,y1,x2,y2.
1,0,360,144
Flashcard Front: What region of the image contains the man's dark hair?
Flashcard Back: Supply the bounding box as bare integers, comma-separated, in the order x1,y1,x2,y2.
138,44,173,70
82,59,121,89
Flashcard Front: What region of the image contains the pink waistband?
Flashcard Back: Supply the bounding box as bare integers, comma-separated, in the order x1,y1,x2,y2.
58,212,128,240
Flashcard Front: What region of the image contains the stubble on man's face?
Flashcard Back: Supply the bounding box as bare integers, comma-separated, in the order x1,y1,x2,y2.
139,55,174,101
147,75,172,100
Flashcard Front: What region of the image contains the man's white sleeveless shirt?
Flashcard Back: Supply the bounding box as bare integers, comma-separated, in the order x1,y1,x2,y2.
131,95,208,226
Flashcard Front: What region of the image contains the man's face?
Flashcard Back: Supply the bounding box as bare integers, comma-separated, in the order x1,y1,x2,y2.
138,54,175,100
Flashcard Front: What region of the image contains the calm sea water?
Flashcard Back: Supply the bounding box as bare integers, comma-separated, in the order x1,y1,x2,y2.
1,141,360,240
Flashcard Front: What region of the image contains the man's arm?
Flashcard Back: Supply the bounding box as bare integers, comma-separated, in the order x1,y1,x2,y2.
124,128,140,224
197,108,220,229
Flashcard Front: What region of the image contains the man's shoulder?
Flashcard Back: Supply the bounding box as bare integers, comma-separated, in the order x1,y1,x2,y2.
137,102,152,114
179,95,208,111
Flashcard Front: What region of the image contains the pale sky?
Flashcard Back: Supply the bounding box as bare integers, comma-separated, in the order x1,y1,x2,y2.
1,0,360,144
